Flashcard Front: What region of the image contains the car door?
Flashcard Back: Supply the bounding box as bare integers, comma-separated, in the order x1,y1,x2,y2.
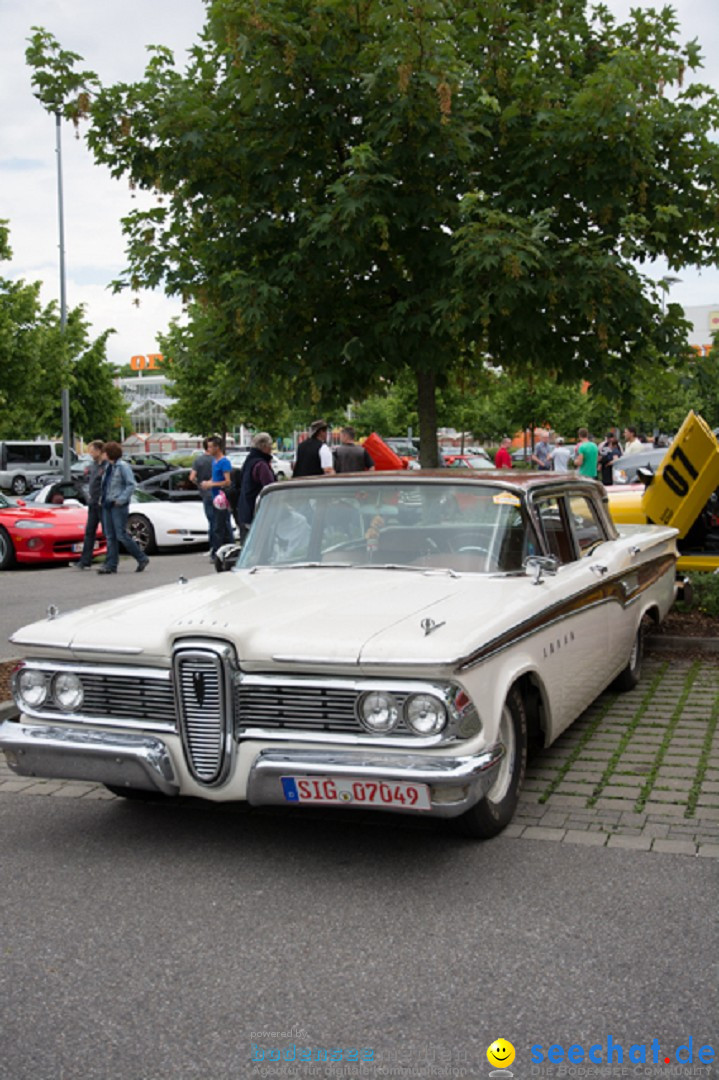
532,491,612,734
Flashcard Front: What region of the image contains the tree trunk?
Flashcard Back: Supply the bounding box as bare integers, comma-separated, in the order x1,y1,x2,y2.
417,368,439,468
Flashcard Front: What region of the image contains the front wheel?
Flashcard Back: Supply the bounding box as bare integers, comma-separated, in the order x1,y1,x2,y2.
451,686,527,839
613,622,645,692
10,475,28,495
0,526,16,570
126,514,157,554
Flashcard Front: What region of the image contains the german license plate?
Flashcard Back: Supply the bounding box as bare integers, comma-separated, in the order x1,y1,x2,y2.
281,776,431,810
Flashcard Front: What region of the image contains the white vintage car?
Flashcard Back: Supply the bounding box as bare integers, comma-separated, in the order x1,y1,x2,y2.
0,473,678,838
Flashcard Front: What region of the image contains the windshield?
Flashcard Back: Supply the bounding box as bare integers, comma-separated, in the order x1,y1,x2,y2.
238,481,539,573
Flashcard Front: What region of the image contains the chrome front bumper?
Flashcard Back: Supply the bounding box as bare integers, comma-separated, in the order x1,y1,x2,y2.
246,745,504,818
0,721,179,796
0,718,503,817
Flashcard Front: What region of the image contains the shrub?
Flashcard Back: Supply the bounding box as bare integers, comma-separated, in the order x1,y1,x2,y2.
676,571,719,618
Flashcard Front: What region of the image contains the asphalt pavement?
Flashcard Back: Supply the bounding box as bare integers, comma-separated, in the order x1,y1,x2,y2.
0,552,717,1079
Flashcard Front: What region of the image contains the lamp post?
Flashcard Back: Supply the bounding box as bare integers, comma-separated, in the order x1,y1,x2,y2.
660,275,682,315
55,109,71,482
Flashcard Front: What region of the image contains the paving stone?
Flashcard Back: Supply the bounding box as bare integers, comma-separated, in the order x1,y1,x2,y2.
642,789,687,804
555,782,596,796
543,794,589,809
697,844,719,859
522,826,566,842
563,830,607,847
645,803,691,818
697,794,719,807
607,835,652,851
640,824,670,839
51,784,98,797
593,797,638,812
502,823,525,838
600,785,643,800
651,839,697,856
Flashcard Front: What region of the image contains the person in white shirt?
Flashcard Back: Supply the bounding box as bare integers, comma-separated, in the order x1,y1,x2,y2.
548,437,572,472
622,426,644,456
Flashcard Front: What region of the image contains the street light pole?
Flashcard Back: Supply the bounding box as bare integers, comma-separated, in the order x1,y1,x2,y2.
56,109,71,482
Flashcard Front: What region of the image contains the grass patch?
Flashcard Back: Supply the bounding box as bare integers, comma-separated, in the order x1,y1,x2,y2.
633,661,701,814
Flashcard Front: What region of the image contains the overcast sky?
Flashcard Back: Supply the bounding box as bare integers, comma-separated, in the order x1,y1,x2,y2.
1,0,718,369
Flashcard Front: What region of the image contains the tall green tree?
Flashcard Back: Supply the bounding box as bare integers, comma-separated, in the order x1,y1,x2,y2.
27,2,719,464
0,222,127,440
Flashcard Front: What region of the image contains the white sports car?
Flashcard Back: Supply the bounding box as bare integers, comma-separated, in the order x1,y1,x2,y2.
1,472,677,838
28,481,213,554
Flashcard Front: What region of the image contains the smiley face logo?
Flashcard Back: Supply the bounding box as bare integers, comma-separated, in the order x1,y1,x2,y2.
487,1040,516,1069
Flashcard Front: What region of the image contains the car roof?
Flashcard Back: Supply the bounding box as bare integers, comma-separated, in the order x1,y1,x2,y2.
282,470,602,491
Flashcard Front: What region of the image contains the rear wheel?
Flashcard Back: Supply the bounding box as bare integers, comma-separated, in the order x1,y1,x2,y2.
0,526,16,570
10,475,28,495
451,686,527,839
613,622,645,691
126,514,157,554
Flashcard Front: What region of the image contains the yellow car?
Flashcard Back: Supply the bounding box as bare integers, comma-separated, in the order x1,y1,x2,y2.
607,411,719,573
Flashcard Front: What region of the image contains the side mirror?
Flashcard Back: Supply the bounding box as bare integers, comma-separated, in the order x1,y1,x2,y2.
636,466,655,489
523,554,560,584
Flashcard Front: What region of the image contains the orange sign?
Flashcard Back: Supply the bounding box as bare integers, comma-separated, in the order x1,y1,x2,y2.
130,353,167,371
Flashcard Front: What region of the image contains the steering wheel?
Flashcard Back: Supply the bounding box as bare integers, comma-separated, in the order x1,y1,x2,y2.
456,544,500,571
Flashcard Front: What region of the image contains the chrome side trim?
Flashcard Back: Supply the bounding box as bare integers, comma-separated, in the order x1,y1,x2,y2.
246,745,504,819
0,721,179,795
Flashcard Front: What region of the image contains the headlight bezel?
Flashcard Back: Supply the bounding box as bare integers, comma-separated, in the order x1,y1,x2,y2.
15,667,50,709
358,690,400,734
52,671,84,713
405,692,448,736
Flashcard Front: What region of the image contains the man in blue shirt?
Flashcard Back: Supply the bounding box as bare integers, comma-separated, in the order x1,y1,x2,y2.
200,436,233,559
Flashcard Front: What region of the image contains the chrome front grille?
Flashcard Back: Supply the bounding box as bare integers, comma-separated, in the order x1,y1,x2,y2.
236,679,409,735
174,645,231,784
80,672,175,726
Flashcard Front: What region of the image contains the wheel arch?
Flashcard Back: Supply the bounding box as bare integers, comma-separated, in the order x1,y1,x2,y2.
510,670,551,751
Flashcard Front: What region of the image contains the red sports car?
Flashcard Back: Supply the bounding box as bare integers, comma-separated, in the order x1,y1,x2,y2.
0,493,106,569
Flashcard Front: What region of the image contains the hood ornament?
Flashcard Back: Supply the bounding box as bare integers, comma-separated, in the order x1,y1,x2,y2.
47,604,60,621
421,617,446,637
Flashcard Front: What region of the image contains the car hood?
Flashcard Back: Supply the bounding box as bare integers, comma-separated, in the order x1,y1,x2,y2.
1,503,88,525
10,567,544,670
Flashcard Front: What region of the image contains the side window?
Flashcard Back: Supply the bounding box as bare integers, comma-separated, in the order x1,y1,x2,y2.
535,496,574,564
8,444,51,465
568,494,606,554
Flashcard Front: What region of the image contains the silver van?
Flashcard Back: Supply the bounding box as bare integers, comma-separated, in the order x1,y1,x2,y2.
0,441,78,495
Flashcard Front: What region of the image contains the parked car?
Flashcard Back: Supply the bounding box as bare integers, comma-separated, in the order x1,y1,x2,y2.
611,445,665,485
0,440,79,495
25,482,213,554
137,468,201,502
607,411,719,574
228,451,291,481
124,453,179,482
1,471,677,837
443,453,497,471
0,491,105,569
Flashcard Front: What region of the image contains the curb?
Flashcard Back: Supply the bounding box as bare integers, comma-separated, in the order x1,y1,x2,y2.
646,635,719,653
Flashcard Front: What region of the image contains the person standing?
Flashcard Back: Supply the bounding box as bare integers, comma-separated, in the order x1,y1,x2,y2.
237,432,276,543
190,437,215,550
574,428,599,478
97,442,149,574
531,436,551,471
293,420,335,477
333,427,375,473
622,426,644,456
548,437,572,472
71,440,105,570
598,435,622,485
201,436,233,558
494,437,513,469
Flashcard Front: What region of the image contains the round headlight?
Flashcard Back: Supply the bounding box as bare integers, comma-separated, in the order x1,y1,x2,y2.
52,672,84,712
358,691,399,733
16,668,49,709
405,693,447,736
